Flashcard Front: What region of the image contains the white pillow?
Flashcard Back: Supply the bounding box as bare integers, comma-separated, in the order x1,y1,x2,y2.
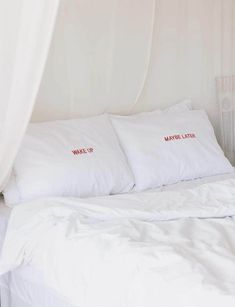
163,99,192,113
111,110,233,191
4,115,134,206
113,99,192,120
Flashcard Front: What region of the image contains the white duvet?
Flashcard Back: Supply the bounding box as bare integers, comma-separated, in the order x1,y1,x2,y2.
1,179,235,307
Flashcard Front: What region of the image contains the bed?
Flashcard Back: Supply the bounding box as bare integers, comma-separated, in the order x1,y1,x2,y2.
1,106,235,307
1,170,235,307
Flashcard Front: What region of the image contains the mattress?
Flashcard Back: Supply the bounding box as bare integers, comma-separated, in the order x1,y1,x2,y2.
1,170,235,307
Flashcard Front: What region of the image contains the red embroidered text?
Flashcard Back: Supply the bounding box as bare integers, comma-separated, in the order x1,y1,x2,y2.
164,133,196,142
72,148,94,155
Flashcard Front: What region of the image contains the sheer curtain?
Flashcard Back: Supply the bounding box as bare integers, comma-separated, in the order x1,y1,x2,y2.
33,0,156,120
33,0,235,147
0,0,59,189
216,0,235,164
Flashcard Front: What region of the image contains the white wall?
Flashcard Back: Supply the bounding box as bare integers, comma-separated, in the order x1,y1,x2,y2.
32,0,235,140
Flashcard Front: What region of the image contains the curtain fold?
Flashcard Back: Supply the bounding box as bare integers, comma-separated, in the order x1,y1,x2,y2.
0,0,60,190
215,0,235,164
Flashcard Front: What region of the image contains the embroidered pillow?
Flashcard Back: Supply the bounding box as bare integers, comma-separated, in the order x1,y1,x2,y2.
3,115,134,205
111,110,233,191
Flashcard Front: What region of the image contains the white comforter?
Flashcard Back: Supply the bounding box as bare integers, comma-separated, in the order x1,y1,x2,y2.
1,179,235,307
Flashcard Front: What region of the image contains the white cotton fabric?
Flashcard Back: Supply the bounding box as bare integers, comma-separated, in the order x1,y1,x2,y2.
1,172,235,307
1,180,235,307
0,0,59,190
3,115,134,205
0,269,75,307
111,99,192,119
3,100,190,206
111,109,233,191
33,0,156,121
0,198,10,255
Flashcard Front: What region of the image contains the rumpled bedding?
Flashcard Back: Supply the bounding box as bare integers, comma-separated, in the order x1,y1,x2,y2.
1,179,235,307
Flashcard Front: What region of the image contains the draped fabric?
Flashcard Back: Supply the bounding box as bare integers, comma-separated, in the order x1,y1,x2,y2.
33,0,156,120
0,0,59,190
33,0,235,143
216,0,235,163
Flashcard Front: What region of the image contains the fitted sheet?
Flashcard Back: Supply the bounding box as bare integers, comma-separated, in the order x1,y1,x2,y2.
1,170,235,307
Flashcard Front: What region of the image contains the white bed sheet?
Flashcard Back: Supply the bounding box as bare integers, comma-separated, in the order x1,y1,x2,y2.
1,170,235,307
0,198,76,307
0,197,10,254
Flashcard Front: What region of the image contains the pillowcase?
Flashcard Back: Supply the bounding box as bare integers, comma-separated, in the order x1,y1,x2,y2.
3,115,134,206
113,99,192,120
111,109,233,191
163,99,192,113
